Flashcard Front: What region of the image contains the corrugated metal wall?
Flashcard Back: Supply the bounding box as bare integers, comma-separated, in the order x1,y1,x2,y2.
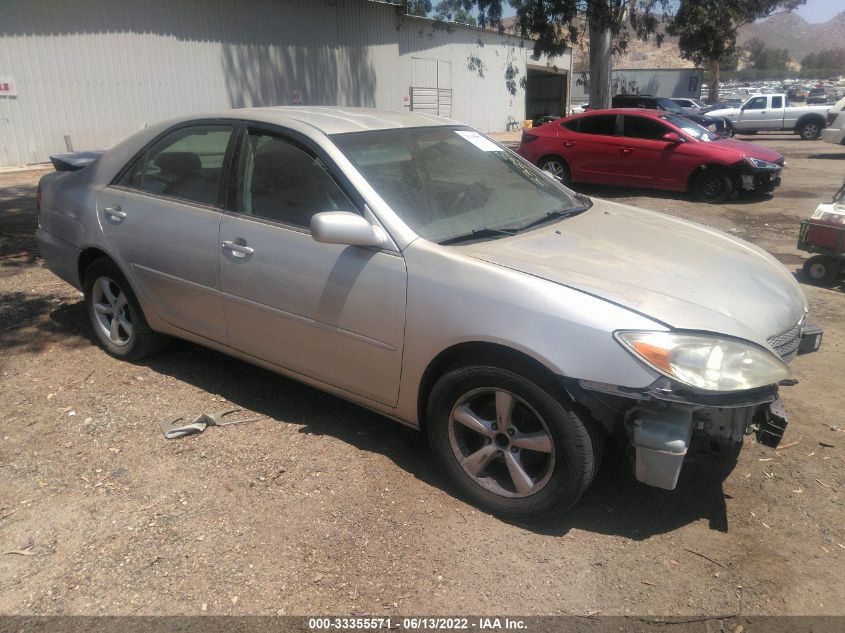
0,0,559,166
570,68,704,104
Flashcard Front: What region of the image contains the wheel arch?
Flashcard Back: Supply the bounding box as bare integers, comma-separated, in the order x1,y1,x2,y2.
77,246,117,286
416,341,565,433
795,113,825,133
685,162,735,193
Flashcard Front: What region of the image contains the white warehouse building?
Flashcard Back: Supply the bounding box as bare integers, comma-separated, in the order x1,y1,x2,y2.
0,0,572,167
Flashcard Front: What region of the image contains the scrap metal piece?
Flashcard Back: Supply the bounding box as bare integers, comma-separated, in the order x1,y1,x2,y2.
160,408,260,439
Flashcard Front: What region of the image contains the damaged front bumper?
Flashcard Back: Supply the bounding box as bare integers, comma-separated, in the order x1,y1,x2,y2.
567,324,822,490
574,378,788,490
739,168,782,193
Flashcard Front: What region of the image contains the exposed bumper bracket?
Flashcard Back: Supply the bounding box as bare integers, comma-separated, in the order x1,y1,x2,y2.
756,398,788,448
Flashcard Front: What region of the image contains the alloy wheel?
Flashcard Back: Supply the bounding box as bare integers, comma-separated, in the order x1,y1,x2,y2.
541,160,565,179
701,174,724,198
91,276,133,346
448,387,555,498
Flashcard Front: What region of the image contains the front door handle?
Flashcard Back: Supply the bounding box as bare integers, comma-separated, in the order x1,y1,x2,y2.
103,204,127,221
222,240,255,258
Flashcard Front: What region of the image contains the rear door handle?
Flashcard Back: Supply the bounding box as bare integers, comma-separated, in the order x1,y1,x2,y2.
563,141,576,147
620,147,634,154
103,204,127,221
222,240,255,258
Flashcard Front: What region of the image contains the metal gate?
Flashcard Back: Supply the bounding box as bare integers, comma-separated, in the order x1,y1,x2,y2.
410,58,452,118
410,87,453,118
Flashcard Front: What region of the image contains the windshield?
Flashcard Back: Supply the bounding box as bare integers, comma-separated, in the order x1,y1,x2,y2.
659,114,718,142
331,126,586,244
657,98,686,114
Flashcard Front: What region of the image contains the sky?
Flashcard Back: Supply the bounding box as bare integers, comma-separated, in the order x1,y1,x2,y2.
793,0,844,23
497,0,842,24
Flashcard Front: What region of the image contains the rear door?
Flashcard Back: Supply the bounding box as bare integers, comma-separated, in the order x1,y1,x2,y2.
561,114,620,184
97,123,234,341
218,125,407,406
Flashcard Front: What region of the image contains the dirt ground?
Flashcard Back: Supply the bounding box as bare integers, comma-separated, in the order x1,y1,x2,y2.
1,134,843,617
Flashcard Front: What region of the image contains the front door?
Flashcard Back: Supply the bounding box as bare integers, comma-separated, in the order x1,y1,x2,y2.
737,96,769,130
219,127,407,406
97,123,234,341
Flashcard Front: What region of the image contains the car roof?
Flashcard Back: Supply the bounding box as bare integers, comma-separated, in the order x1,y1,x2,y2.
176,107,453,135
573,108,668,117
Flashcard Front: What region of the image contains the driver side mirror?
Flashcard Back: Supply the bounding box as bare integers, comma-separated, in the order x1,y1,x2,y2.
662,132,683,143
311,211,388,249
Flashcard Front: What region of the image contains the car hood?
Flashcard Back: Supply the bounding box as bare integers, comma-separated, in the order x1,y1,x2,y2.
706,138,783,163
457,199,807,349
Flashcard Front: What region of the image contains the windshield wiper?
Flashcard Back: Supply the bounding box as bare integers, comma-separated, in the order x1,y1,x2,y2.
438,226,517,245
507,202,592,233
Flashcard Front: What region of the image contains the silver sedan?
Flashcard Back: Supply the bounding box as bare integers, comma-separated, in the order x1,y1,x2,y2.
36,107,821,520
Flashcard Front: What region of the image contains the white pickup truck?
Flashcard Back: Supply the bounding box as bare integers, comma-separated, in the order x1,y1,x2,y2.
709,94,830,140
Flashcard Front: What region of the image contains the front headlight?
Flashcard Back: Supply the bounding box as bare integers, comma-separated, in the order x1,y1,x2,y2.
615,331,790,392
744,156,780,171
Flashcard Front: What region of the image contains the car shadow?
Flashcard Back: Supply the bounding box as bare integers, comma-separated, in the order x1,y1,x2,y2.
41,311,727,541
792,269,844,292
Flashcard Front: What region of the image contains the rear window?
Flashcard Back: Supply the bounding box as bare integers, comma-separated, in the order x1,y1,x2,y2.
577,115,617,136
561,119,580,132
771,96,783,108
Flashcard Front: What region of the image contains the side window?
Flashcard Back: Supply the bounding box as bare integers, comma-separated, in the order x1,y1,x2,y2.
577,115,617,136
745,97,767,110
771,96,783,109
237,131,356,228
118,125,232,206
622,116,670,140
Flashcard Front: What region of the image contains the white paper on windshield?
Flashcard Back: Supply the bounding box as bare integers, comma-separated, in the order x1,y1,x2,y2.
455,130,503,152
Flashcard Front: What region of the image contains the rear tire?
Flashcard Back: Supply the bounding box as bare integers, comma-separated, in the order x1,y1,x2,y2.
802,255,839,287
426,365,601,520
538,157,571,187
692,169,733,204
798,120,822,140
83,258,169,361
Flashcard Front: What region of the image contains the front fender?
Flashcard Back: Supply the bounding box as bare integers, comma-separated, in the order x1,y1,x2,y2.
394,239,664,426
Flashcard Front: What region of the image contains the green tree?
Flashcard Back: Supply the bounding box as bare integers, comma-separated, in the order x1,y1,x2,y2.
456,1,672,109
434,1,478,25
406,0,433,16
668,0,804,102
745,37,790,74
801,48,845,78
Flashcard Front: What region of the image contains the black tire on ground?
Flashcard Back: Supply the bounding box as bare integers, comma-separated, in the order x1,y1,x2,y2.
83,257,169,361
538,157,571,187
426,364,602,521
692,168,733,204
802,255,839,287
798,120,822,140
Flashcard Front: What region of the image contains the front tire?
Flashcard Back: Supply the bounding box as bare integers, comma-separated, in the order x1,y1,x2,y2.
83,258,169,361
802,255,839,287
426,365,601,520
692,168,733,203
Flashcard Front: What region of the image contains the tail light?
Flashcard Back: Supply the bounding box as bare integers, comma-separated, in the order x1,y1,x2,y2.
520,132,539,145
827,112,838,126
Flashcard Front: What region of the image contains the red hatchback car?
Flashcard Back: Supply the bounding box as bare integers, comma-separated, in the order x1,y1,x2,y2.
517,109,784,203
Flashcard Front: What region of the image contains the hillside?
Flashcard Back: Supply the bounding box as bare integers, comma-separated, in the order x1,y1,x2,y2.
506,10,845,70
738,10,845,63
